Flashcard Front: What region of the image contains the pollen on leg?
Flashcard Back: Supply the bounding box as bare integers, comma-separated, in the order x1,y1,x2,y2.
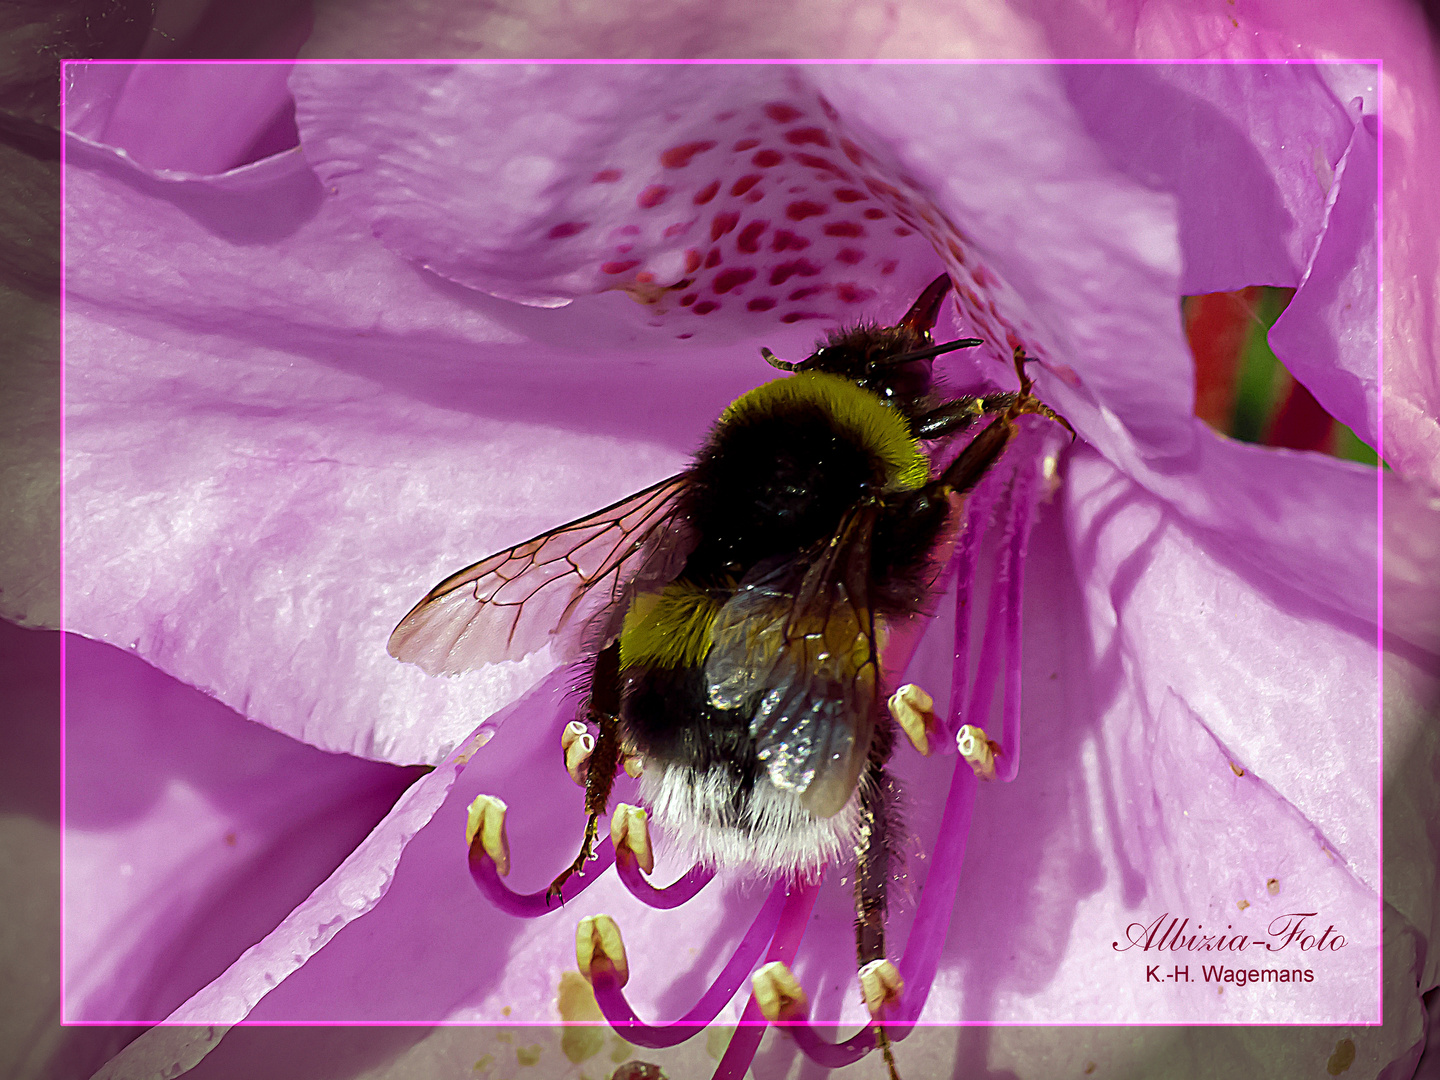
575,914,630,987
956,725,998,781
562,720,595,786
888,684,935,756
858,959,904,1016
752,961,808,1022
609,802,655,874
465,794,511,877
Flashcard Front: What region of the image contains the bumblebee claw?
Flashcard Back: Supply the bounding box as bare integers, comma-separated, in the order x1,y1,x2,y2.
610,803,655,875
858,959,905,1016
576,914,630,987
752,961,808,1022
465,794,511,877
956,724,999,781
888,684,935,756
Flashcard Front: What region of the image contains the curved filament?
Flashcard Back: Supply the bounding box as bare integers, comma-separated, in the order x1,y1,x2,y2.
468,836,617,917
615,849,717,909
590,880,788,1048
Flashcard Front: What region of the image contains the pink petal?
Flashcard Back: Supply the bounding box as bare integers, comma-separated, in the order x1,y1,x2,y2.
63,629,423,1022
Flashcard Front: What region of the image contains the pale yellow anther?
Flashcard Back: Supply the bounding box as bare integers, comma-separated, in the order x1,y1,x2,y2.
563,724,595,787
609,803,655,875
465,794,511,877
575,914,629,987
888,684,935,756
956,725,997,781
752,961,808,1022
858,959,904,1016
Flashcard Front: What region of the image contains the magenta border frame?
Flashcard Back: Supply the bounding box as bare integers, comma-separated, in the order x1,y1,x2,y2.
55,57,1388,1035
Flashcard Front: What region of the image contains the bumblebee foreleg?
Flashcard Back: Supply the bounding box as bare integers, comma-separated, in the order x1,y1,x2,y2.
911,392,1017,440
547,641,624,904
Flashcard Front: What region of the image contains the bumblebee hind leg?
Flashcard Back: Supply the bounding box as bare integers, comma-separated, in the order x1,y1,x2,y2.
855,717,904,1080
547,641,624,904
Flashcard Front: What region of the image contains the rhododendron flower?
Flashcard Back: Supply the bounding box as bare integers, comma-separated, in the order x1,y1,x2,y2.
49,56,1430,1080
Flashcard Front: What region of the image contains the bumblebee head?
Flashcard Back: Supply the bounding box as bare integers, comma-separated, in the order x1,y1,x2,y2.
760,274,983,409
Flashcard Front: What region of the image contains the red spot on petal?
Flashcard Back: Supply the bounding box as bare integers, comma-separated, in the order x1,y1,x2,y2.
833,188,867,203
733,137,761,151
677,332,693,338
635,271,655,284
764,103,803,123
704,248,722,268
714,111,735,122
737,220,768,253
792,152,848,179
711,211,740,241
637,185,669,209
683,249,702,273
839,138,866,165
615,243,633,254
972,265,990,287
694,180,721,205
752,149,784,168
835,283,876,304
619,224,640,236
863,207,886,220
785,200,827,221
769,258,822,285
713,267,757,294
864,177,900,199
782,310,827,323
745,190,763,203
879,258,897,275
824,221,865,238
680,293,697,306
591,168,622,183
819,97,839,122
948,238,967,265
788,285,825,300
771,229,810,252
547,221,588,239
747,297,777,311
730,174,763,197
601,260,640,274
660,140,717,168
784,127,831,148
693,300,720,314
836,248,864,265
664,219,694,239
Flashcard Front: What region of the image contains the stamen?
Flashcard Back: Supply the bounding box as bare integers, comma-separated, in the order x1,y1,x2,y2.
751,961,807,1021
888,684,934,755
615,854,715,909
710,881,820,1080
465,794,511,877
576,913,630,987
610,803,654,874
468,823,616,917
589,880,787,1049
955,725,997,780
562,721,595,786
858,959,904,1016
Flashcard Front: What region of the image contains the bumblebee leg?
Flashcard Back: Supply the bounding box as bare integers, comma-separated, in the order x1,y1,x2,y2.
856,718,904,1080
911,392,1017,440
547,641,624,904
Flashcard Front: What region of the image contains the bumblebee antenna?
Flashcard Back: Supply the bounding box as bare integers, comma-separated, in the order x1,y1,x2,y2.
882,337,985,365
761,347,800,371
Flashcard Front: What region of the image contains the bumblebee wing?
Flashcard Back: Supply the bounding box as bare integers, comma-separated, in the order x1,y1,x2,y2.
389,474,690,675
704,503,881,819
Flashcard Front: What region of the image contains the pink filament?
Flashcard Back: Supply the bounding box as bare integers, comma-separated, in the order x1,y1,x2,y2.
711,880,821,1080
590,879,788,1048
615,848,716,908
467,835,616,916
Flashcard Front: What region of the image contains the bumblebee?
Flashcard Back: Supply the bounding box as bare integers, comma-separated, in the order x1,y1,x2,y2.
389,273,1066,1058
